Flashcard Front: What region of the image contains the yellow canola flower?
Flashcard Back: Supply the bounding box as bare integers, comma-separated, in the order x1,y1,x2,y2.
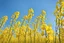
10,36,16,43
56,15,59,19
3,16,8,21
14,28,19,37
46,26,53,33
61,9,64,16
20,25,27,31
2,27,9,34
14,11,20,16
47,31,51,34
42,10,46,15
61,19,64,24
12,11,20,20
19,35,25,42
50,30,54,34
56,5,60,11
20,29,25,36
27,8,34,19
46,24,54,34
40,23,47,30
46,24,52,31
28,8,34,13
24,15,28,20
48,35,53,41
47,30,54,34
17,21,21,25
0,8,57,43
15,11,20,19
61,1,64,6
38,14,42,19
27,14,32,19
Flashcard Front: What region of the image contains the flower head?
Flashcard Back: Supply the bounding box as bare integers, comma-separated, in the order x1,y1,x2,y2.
42,10,46,15
17,21,21,25
24,15,28,20
11,11,20,21
27,8,34,20
28,8,34,13
61,1,64,6
3,16,8,21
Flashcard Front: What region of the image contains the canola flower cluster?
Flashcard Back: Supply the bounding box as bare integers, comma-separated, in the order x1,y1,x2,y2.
54,0,64,43
0,0,64,43
0,8,55,43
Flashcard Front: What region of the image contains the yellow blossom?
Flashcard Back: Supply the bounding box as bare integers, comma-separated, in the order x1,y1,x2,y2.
48,35,53,41
61,1,64,6
40,23,47,30
11,11,20,21
17,21,21,25
24,15,28,20
3,16,8,21
20,25,27,31
28,8,34,13
42,10,46,15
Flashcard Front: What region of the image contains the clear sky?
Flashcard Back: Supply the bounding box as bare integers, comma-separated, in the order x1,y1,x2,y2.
0,0,57,30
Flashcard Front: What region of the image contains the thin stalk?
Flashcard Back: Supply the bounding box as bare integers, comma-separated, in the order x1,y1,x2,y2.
59,2,61,43
34,31,35,43
55,18,57,43
7,23,13,43
25,30,26,43
7,19,14,43
45,30,47,43
29,29,31,43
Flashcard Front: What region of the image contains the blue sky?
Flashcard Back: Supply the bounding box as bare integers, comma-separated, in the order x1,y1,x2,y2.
0,0,57,30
